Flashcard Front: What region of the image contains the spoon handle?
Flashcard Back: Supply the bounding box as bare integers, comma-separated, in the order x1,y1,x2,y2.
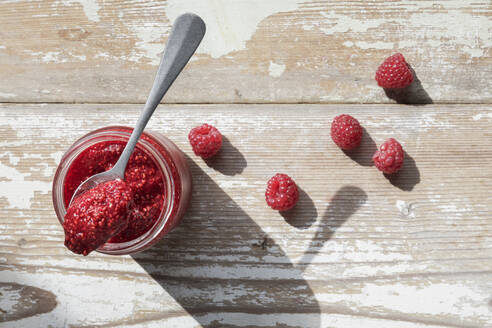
113,13,206,176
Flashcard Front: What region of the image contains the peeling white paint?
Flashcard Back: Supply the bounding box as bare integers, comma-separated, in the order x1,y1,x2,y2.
71,54,86,61
398,40,418,48
0,92,16,98
189,312,458,328
472,113,492,121
95,52,110,58
427,194,442,203
117,316,200,328
51,151,65,165
409,11,492,59
362,283,489,319
42,163,55,177
24,51,70,64
339,263,414,278
41,51,66,63
297,239,412,265
319,11,386,34
396,200,415,219
0,152,20,166
463,47,484,58
435,200,474,214
79,0,100,22
216,179,250,189
127,22,168,64
354,41,393,50
8,265,487,327
316,282,490,321
302,24,314,31
318,313,450,328
0,270,189,328
166,0,302,58
420,113,456,130
314,1,492,60
57,0,101,22
0,162,51,209
0,287,22,314
268,61,286,77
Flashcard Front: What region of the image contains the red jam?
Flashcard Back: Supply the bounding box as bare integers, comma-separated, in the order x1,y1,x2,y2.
63,179,132,255
63,140,165,244
53,126,191,255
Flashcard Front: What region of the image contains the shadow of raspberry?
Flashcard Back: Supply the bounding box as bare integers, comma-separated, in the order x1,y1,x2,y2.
384,65,433,105
280,186,318,230
342,127,377,167
204,136,247,176
384,151,420,191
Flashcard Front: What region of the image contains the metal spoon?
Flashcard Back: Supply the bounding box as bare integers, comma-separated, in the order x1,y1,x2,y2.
69,13,205,205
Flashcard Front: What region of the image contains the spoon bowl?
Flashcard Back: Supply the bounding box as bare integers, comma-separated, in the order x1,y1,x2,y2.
70,13,205,205
71,171,123,202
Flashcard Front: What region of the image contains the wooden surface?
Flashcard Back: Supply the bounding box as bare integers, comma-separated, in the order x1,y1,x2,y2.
1,0,492,327
0,0,491,103
1,104,491,327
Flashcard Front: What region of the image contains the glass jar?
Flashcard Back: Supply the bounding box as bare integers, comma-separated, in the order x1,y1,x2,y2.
52,126,192,255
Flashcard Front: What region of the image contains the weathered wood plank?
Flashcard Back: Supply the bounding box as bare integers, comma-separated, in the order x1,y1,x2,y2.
0,104,491,327
0,1,491,104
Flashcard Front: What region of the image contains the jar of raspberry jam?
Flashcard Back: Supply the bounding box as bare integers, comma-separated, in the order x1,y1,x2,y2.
52,126,192,255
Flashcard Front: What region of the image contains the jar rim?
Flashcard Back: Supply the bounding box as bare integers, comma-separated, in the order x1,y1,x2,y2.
52,126,176,255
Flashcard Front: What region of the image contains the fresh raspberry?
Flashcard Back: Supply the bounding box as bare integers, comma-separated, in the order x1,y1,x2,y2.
375,53,414,89
373,138,405,174
188,124,223,159
265,174,299,211
331,114,363,150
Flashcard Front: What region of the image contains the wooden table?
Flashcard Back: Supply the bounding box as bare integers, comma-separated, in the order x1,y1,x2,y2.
1,1,491,327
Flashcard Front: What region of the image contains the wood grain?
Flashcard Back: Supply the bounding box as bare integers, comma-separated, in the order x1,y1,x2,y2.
0,103,491,327
0,1,491,104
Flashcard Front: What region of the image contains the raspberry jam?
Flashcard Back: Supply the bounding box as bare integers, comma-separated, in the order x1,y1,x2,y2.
52,126,192,255
64,179,133,255
63,141,165,244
